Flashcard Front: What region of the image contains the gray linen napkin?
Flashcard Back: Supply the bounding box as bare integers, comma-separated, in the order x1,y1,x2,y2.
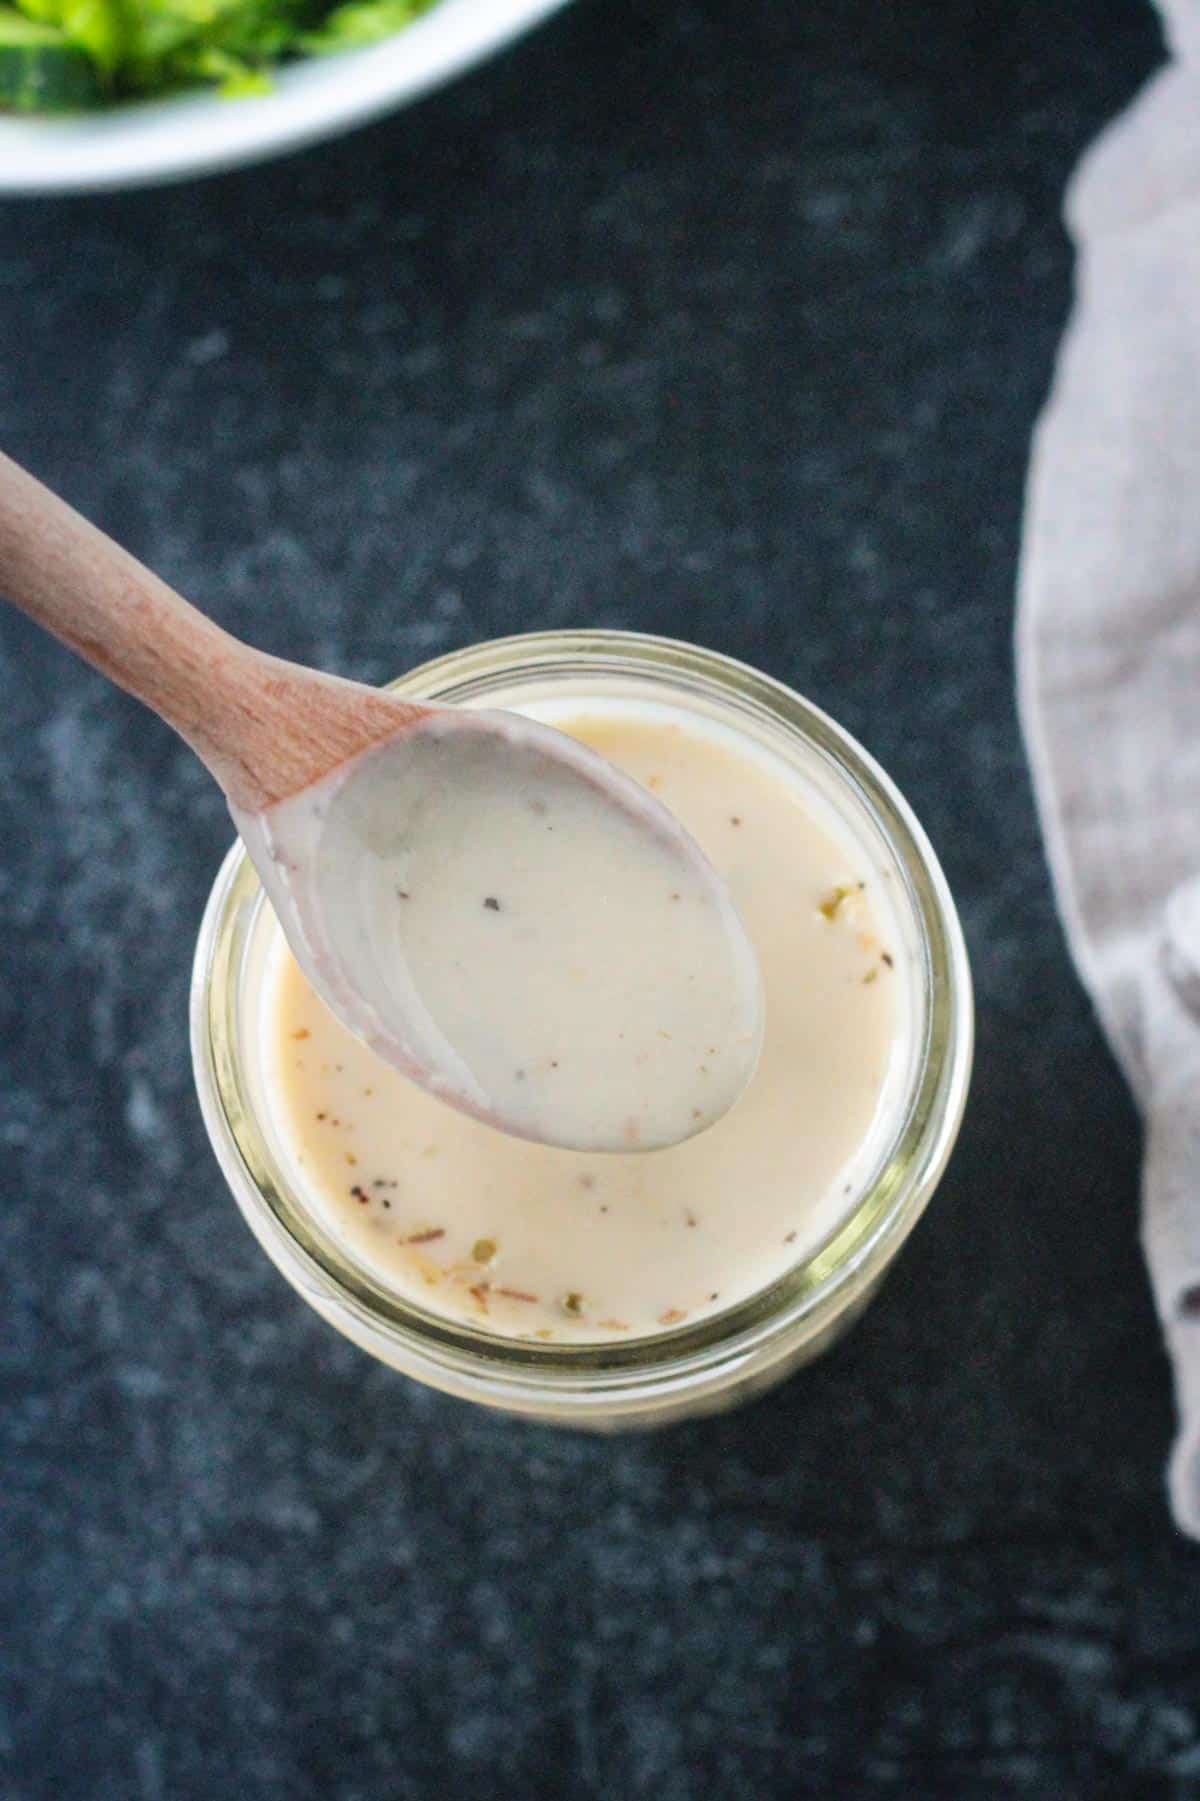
1017,6,1200,1534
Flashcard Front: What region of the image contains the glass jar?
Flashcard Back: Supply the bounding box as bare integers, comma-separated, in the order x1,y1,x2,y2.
191,632,972,1429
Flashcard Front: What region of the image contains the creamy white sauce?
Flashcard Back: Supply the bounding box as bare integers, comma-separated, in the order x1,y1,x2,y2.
255,699,914,1344
235,706,762,1151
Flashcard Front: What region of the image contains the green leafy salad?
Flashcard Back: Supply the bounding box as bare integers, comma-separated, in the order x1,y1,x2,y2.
0,0,432,111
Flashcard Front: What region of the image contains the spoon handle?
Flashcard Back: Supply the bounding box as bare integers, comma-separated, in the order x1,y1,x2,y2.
0,450,420,812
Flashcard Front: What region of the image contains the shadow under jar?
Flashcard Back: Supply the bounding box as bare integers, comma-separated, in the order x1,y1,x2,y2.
191,631,973,1429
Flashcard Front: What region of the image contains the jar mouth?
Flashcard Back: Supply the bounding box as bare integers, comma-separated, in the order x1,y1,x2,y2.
191,631,973,1402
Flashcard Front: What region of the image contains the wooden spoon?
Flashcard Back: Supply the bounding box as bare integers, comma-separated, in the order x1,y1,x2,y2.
0,451,763,1151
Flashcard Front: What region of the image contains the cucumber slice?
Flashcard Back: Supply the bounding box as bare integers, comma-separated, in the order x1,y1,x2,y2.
0,9,102,110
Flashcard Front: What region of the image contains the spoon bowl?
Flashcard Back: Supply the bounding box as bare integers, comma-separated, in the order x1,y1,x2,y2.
238,701,764,1150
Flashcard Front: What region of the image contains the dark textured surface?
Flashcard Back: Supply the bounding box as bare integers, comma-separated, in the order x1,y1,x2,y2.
1,0,1193,1794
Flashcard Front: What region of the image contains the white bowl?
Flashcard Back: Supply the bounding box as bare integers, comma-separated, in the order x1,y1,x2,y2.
0,0,570,194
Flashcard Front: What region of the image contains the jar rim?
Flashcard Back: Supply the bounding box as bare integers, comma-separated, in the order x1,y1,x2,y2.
190,631,973,1409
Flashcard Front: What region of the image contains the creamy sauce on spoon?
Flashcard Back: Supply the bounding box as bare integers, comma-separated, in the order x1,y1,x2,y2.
236,707,763,1151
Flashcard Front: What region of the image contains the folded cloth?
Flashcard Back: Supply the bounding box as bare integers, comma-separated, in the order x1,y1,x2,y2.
1017,5,1200,1534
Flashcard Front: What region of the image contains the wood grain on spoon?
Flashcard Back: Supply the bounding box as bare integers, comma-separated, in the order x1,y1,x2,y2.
0,449,425,813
